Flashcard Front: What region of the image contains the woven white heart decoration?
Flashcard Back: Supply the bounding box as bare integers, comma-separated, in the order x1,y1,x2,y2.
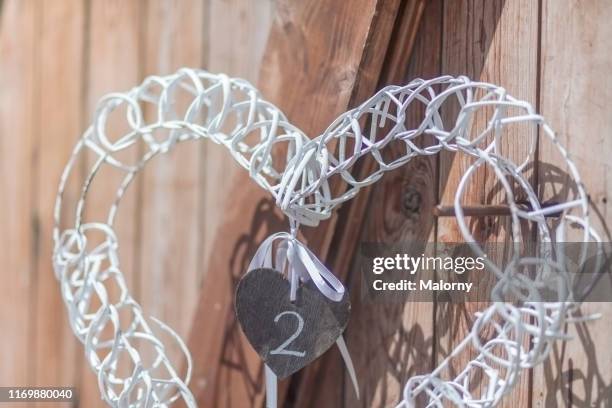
53,68,602,407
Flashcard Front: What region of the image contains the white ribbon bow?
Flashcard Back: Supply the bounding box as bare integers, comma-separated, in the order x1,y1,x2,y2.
248,232,346,302
247,232,360,407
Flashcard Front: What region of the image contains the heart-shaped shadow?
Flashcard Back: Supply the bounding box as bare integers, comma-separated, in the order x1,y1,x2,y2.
235,268,350,379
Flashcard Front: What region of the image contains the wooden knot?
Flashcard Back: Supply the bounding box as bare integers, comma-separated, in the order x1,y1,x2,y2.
402,186,422,215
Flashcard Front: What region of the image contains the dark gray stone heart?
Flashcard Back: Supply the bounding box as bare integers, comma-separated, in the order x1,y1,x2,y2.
235,268,350,379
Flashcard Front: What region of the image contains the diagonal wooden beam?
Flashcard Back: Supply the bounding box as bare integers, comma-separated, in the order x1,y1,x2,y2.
185,1,414,406
288,1,427,405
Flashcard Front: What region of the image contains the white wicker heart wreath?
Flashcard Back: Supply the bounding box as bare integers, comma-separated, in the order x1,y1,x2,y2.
53,68,602,407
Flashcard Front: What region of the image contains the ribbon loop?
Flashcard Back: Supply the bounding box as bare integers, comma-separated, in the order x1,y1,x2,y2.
248,232,345,302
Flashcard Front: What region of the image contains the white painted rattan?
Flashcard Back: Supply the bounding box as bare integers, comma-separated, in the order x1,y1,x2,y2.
53,68,600,407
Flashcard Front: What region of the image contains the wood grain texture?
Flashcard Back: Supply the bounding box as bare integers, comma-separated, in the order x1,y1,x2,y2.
533,1,612,406
0,0,275,406
79,1,143,406
436,1,538,406
0,0,38,391
259,0,397,136
186,2,277,407
291,1,429,406
325,0,427,292
186,1,404,406
269,0,405,262
31,4,85,407
0,0,611,407
202,0,275,294
264,4,410,405
139,0,206,376
339,3,441,405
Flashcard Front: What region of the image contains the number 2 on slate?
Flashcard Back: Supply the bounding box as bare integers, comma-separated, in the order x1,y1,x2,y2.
270,311,306,357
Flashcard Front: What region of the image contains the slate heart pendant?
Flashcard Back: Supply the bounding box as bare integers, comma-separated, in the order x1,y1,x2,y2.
235,268,350,379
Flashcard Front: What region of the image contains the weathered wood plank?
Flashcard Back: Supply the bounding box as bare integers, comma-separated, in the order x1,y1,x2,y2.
188,2,277,406
292,0,431,406
263,2,411,401
436,1,538,406
325,0,428,285
138,0,206,377
202,0,275,299
343,2,440,405
80,1,143,405
187,1,404,405
268,0,405,263
533,1,612,406
207,0,273,81
31,4,86,407
0,0,38,390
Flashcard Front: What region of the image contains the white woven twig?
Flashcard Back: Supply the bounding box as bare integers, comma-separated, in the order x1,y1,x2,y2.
53,68,600,407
